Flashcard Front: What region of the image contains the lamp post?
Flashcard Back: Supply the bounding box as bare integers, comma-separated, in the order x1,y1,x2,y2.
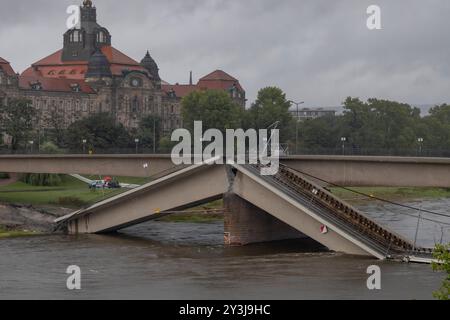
153,116,157,154
341,137,347,155
288,100,305,154
417,137,424,156
29,140,34,154
135,138,140,154
82,139,87,154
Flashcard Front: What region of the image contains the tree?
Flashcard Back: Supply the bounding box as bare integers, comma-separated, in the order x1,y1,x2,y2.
432,243,450,300
340,97,421,153
422,104,450,152
159,136,176,154
136,115,161,152
21,142,64,186
245,87,295,143
181,90,243,133
0,98,36,152
64,113,131,151
299,115,343,153
40,141,62,154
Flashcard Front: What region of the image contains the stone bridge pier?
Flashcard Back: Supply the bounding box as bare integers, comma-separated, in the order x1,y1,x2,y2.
223,193,306,246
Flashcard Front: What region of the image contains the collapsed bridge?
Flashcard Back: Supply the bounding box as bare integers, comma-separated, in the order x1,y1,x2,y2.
55,161,434,260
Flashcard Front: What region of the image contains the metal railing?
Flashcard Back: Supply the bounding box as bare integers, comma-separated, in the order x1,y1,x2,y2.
245,163,432,257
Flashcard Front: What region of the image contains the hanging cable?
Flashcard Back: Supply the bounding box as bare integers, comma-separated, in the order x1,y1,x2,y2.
282,164,450,219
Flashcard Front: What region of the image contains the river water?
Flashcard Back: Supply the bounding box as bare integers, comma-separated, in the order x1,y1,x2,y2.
0,199,449,300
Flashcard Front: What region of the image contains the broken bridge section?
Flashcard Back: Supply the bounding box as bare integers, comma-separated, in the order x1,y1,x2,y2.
55,161,432,260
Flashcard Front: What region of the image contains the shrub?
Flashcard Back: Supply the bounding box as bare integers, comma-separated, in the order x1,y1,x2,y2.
57,196,87,208
0,173,10,179
20,173,62,186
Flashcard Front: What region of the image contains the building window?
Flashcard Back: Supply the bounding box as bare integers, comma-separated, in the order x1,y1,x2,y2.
97,31,106,44
69,30,83,43
132,96,139,113
30,81,42,91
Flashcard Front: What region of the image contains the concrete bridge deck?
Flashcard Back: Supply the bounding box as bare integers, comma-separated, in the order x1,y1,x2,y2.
55,161,431,260
1,154,450,187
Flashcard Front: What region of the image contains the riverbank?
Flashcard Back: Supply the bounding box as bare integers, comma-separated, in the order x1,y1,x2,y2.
0,203,72,238
329,186,450,203
0,226,40,238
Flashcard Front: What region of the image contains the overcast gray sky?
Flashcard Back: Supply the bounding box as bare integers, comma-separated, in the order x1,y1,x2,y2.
1,0,450,107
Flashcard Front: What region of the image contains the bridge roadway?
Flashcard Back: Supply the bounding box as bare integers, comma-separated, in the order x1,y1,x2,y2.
55,160,432,260
1,154,450,187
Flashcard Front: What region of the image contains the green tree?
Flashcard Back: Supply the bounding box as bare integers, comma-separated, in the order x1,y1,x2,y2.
340,97,421,153
245,87,295,143
65,113,131,151
159,136,176,154
0,98,36,152
422,104,450,151
21,141,63,186
299,115,343,153
432,243,450,300
136,115,161,152
40,141,62,154
20,173,62,186
181,90,243,133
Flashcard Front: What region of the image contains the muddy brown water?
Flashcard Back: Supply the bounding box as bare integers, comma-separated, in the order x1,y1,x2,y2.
0,199,449,300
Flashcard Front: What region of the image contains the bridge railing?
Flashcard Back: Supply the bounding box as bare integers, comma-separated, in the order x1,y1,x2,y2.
1,146,450,157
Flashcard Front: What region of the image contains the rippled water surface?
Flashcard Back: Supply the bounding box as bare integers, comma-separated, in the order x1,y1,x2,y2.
0,198,449,300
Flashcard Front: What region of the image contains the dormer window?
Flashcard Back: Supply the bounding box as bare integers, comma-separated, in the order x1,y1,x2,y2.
30,81,42,91
97,31,106,44
70,83,81,93
168,89,176,98
69,29,83,43
48,70,56,75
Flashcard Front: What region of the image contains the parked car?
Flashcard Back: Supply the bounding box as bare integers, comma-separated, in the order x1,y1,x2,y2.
89,180,106,189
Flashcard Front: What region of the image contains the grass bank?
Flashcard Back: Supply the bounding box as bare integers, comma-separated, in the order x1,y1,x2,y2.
83,175,150,185
0,175,124,208
330,186,450,202
0,227,41,239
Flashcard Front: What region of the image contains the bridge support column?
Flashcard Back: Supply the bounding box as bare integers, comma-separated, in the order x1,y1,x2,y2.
223,193,306,246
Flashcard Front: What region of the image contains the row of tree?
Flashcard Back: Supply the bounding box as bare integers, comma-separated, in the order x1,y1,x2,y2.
181,88,450,156
0,99,164,153
1,89,450,155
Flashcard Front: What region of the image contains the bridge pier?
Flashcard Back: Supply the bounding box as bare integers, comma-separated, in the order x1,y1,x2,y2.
223,193,306,246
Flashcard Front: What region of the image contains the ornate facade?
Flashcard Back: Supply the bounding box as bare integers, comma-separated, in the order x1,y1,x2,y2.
0,0,246,137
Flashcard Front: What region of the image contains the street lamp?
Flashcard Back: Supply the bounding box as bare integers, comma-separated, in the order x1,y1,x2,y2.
288,100,305,154
135,138,140,154
82,139,87,154
417,137,424,156
29,140,34,154
341,137,347,155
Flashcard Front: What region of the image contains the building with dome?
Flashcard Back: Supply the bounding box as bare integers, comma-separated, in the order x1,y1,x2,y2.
0,0,246,138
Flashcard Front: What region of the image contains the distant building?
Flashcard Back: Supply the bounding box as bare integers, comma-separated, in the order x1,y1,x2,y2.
0,0,246,138
290,107,336,121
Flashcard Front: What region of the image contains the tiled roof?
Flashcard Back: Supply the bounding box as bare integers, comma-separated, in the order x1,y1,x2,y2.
199,70,238,81
198,69,244,92
23,46,147,80
161,84,198,98
0,57,16,76
161,70,244,98
19,75,95,94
